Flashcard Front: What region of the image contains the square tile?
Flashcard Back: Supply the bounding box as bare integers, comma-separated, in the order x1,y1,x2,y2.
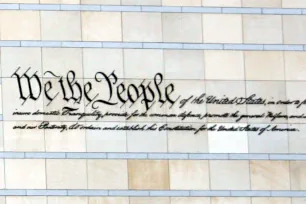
1,47,42,78
212,198,251,204
250,161,290,190
171,198,210,204
127,123,167,152
252,198,291,204
169,160,209,190
285,52,306,80
6,197,47,204
164,50,204,80
5,159,46,189
210,160,250,190
204,51,244,80
82,12,122,41
41,11,81,41
243,15,282,44
203,14,242,43
246,81,287,123
0,11,40,40
86,122,127,152
122,0,161,5
89,197,129,204
242,0,281,7
289,124,306,153
123,13,162,42
48,197,87,204
248,124,288,153
124,49,163,79
283,16,306,44
46,159,87,189
168,123,208,153
286,82,306,123
130,198,170,204
290,161,306,190
4,121,45,151
88,160,128,189
163,13,202,43
83,48,123,79
206,81,246,123
245,51,285,80
208,123,249,153
202,0,241,6
162,0,201,6
283,0,306,8
128,160,170,190
42,48,83,78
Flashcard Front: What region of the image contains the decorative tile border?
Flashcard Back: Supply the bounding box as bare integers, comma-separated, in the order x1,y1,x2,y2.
0,190,302,197
0,152,303,160
0,4,305,15
0,41,306,51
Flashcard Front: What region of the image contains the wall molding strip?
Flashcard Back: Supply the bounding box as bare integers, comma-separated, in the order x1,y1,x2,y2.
0,41,305,51
0,4,304,15
0,152,303,160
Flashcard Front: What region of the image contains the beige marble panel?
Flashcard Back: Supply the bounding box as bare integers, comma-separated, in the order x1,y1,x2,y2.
81,0,120,4
41,0,79,3
243,15,282,44
5,159,46,189
211,197,251,204
242,0,281,7
171,197,210,204
0,11,40,40
162,0,201,6
128,160,170,190
124,49,163,79
285,52,306,80
291,161,306,190
252,198,291,204
162,13,202,43
289,124,306,153
42,48,83,78
4,121,45,151
122,13,162,42
283,0,306,8
283,16,306,44
286,82,306,124
210,160,250,190
46,159,87,189
169,160,209,190
204,50,244,80
89,197,129,204
293,198,306,204
130,197,170,204
203,14,242,43
6,197,47,204
250,161,290,190
41,11,81,41
244,51,285,80
0,160,3,189
83,48,123,79
82,12,122,41
48,197,88,204
122,0,161,5
202,0,241,7
88,160,128,189
164,50,204,80
1,47,42,78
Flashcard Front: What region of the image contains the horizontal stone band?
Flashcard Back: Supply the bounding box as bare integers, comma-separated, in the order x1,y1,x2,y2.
0,152,303,160
0,4,304,15
0,190,302,197
0,41,304,51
